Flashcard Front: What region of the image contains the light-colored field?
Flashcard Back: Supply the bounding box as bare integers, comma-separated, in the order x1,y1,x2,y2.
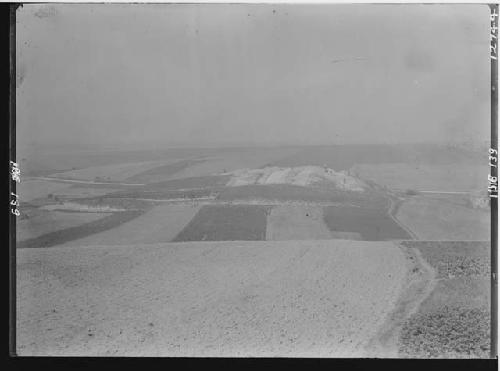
17,240,408,357
59,204,200,247
18,180,74,202
396,196,490,240
50,160,179,182
17,211,111,242
266,205,332,240
351,163,487,192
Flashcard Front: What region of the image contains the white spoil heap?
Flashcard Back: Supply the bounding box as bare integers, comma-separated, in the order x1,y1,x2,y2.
225,166,365,192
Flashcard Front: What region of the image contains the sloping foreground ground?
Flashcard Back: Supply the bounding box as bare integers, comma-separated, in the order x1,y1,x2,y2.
266,205,333,240
396,195,490,240
17,240,408,357
398,241,490,358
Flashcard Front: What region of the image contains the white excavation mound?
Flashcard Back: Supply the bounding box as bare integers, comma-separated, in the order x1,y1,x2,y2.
224,166,365,192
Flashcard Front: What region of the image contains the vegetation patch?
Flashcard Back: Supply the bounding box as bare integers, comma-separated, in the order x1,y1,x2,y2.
397,241,490,358
399,307,490,358
401,241,490,278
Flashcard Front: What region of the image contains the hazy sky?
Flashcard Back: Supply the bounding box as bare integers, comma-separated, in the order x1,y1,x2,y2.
17,4,491,150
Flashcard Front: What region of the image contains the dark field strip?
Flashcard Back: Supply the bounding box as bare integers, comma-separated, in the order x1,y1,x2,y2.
323,205,411,240
217,184,387,209
105,175,231,199
173,205,270,242
17,210,145,248
63,197,151,210
106,188,217,200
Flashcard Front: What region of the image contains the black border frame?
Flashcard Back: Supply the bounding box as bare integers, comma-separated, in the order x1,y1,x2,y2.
4,2,499,367
489,2,498,361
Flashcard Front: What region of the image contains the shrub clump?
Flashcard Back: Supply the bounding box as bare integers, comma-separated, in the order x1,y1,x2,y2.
399,306,490,358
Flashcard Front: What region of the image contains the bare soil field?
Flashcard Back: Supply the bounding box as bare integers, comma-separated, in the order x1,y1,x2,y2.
323,205,411,241
173,205,270,242
396,195,490,240
398,241,490,358
17,210,111,242
17,210,144,249
16,240,408,357
60,204,200,247
351,163,487,192
266,205,332,240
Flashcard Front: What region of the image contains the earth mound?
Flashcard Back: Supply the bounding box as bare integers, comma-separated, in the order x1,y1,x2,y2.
223,166,366,192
